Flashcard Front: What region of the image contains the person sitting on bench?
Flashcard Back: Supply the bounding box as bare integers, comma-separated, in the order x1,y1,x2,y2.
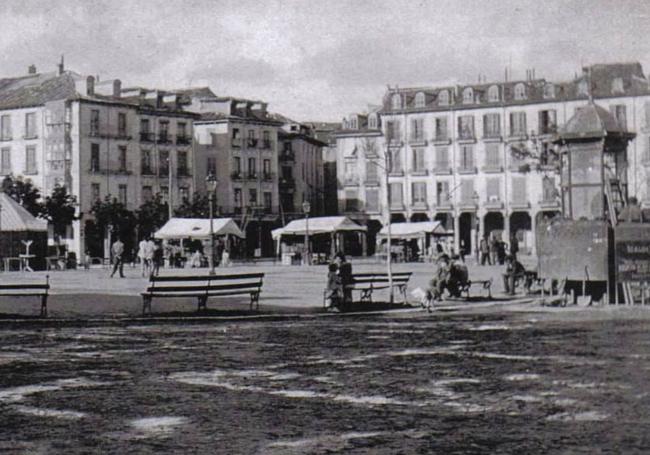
325,262,342,310
424,255,452,310
503,255,526,295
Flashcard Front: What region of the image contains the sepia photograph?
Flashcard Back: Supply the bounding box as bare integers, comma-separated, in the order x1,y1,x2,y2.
0,0,650,453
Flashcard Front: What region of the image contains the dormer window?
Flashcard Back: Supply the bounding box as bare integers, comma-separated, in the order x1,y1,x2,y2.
391,93,402,110
514,83,527,100
611,77,624,95
462,87,474,104
350,117,358,130
543,83,555,99
368,114,377,129
488,85,500,102
438,90,449,106
577,80,589,97
414,92,425,108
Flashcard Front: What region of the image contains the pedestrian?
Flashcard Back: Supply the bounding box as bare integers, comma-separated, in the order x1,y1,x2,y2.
497,240,506,265
137,237,148,277
325,262,342,310
489,235,498,265
110,237,125,278
335,252,353,305
152,241,163,276
510,233,519,261
502,255,525,295
145,236,156,272
479,237,491,265
221,248,231,267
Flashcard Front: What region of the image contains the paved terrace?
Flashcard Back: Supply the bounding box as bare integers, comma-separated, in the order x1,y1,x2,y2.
0,257,537,319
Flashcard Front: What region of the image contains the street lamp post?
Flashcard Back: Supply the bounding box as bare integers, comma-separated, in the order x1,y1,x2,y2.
302,200,311,265
472,191,480,263
206,173,218,275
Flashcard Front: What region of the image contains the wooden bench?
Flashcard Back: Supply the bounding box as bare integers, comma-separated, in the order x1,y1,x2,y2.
326,272,412,305
0,275,50,317
141,273,264,316
457,278,493,299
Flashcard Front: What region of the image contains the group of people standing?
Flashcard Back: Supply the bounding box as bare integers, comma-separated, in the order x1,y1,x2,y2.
137,237,163,277
325,253,352,311
478,234,519,266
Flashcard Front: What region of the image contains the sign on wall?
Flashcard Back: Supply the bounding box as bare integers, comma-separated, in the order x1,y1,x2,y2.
615,224,650,282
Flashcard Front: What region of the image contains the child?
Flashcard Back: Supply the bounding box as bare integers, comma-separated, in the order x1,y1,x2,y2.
326,262,342,310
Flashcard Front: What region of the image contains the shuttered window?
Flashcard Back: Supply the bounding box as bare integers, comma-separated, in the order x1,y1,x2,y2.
366,188,379,212
435,146,449,170
511,177,527,204
485,143,501,168
389,183,403,207
412,182,427,204
460,179,474,203
486,178,500,201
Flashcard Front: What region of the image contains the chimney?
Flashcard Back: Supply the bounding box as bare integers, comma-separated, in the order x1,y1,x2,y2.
86,76,95,96
156,91,164,108
112,79,121,97
28,64,37,75
58,55,64,75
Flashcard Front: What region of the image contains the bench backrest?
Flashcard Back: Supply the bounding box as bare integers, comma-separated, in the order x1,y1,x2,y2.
351,272,412,285
146,273,264,295
0,276,49,295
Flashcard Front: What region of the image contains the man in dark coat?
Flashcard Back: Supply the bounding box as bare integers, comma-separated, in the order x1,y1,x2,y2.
335,253,353,304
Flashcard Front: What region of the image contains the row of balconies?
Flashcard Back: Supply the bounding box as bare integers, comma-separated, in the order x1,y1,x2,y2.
232,138,274,149
88,165,192,177
137,132,193,145
344,198,559,214
0,134,39,141
230,171,276,181
388,127,556,146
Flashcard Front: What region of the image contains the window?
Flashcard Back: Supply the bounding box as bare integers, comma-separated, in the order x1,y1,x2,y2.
435,146,449,171
391,93,402,110
344,161,357,183
179,187,189,202
89,110,99,136
142,186,153,202
542,176,557,202
118,146,127,172
511,177,527,204
261,159,270,178
232,128,240,139
25,145,37,174
412,148,425,172
1,147,10,174
1,115,11,140
248,188,257,205
460,179,475,204
90,143,100,172
543,83,555,99
412,182,427,205
414,92,425,108
459,145,475,170
234,188,242,211
389,148,402,174
91,183,100,202
140,118,150,141
366,161,378,183
118,184,127,205
389,183,403,208
577,80,589,97
158,121,169,142
350,117,358,130
177,151,188,176
159,150,169,175
509,112,527,136
233,156,241,175
483,113,500,138
611,78,624,94
345,190,358,211
486,178,501,202
248,157,256,177
263,130,271,148
485,143,501,168
177,122,187,139
411,118,424,141
263,192,272,210
458,116,474,139
247,129,257,147
462,87,474,104
535,110,556,135
610,105,627,130
514,83,527,100
366,188,379,212
488,85,500,102
281,165,292,180
118,113,127,137
23,112,38,139
386,120,401,142
368,114,377,129
434,117,448,141
204,157,216,176
438,90,450,106
436,181,450,206
141,149,153,174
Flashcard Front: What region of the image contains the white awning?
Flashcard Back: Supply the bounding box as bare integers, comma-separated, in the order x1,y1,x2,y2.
0,193,47,232
377,221,451,239
154,217,245,240
272,216,366,240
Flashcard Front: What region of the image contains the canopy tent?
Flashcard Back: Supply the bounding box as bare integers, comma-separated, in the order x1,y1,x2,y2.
271,216,366,239
154,217,245,240
0,193,47,232
377,221,451,240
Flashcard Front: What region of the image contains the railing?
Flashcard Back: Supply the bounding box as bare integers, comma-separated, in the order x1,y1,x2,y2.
344,176,360,185
140,132,154,142
279,151,295,161
262,172,274,181
232,138,242,147
141,166,155,175
433,133,449,142
157,134,171,144
177,167,191,177
262,140,272,149
231,171,242,180
247,138,258,148
279,177,295,187
176,135,192,145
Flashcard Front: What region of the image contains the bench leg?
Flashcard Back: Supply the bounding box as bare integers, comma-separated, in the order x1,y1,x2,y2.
40,295,48,318
360,289,372,303
197,296,207,312
142,296,152,316
399,285,407,303
250,291,260,311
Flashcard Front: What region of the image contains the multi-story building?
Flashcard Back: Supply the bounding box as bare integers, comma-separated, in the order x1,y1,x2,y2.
276,119,327,219
336,62,650,257
188,92,283,257
305,121,340,216
0,63,197,260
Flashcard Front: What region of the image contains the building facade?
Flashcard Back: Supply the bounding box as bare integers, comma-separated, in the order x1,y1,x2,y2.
336,62,650,257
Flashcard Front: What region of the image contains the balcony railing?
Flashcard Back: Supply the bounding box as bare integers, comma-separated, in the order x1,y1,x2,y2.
177,167,191,177
410,168,428,176
433,133,449,143
141,166,155,175
458,165,477,174
279,177,295,189
157,134,171,144
279,151,295,161
344,176,360,186
140,132,154,142
262,140,272,149
232,138,241,147
247,138,258,148
231,171,242,180
262,172,274,181
176,135,192,145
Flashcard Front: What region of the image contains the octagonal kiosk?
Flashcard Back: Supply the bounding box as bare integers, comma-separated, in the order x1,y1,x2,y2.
537,102,636,304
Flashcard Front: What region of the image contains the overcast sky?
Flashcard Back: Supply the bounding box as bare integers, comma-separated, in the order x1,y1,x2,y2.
0,0,648,121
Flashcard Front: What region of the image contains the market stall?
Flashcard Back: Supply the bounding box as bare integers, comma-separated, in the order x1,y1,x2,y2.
0,193,48,271
376,221,453,262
